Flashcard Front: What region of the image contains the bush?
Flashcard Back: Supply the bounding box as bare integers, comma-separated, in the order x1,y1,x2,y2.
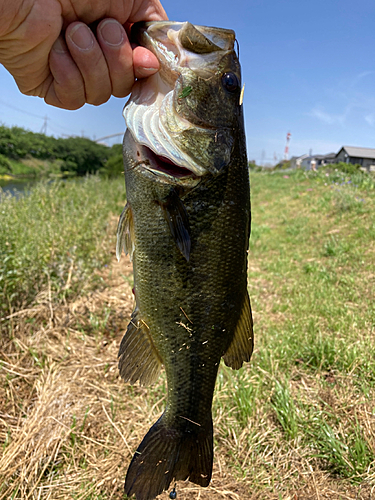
0,153,11,174
0,125,112,176
331,161,362,175
100,154,123,177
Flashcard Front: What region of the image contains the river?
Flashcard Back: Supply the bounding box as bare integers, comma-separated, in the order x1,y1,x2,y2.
0,178,39,197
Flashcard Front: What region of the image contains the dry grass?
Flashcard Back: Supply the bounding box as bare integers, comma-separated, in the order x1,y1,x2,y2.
0,251,256,499
1,247,373,499
1,169,375,499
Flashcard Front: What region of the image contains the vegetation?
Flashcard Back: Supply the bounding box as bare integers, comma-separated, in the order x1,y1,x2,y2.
0,168,374,499
99,143,124,178
0,177,125,318
0,124,123,178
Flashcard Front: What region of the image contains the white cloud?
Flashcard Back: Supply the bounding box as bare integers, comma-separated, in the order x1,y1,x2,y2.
309,106,347,126
365,114,375,127
350,71,375,88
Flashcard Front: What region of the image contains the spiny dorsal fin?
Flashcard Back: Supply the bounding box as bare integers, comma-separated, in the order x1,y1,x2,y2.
160,189,191,261
116,202,135,262
118,307,162,386
223,291,254,370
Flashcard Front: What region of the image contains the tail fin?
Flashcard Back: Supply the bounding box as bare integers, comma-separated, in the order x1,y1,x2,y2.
125,414,213,500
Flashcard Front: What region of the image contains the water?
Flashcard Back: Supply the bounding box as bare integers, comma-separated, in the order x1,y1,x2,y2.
0,178,38,197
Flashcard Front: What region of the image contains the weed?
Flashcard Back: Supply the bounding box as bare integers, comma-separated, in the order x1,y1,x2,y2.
271,380,298,440
0,177,125,318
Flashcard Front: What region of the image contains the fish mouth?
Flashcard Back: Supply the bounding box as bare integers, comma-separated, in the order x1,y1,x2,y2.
123,21,236,179
143,148,198,180
124,131,199,183
131,21,235,69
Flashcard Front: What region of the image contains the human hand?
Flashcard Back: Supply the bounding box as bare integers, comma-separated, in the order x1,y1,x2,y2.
0,0,167,109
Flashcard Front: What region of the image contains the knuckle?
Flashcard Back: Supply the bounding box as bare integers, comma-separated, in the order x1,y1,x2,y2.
87,91,111,106
112,87,131,99
45,92,85,110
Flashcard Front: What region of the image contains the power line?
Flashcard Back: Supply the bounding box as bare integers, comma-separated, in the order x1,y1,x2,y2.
95,132,124,142
0,99,123,142
0,98,45,120
0,99,82,136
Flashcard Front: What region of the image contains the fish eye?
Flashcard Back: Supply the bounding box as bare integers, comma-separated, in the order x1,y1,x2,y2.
222,72,239,93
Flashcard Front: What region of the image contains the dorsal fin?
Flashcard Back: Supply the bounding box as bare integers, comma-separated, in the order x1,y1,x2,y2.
223,291,254,369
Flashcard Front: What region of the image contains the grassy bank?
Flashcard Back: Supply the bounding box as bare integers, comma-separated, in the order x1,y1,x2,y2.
0,170,374,499
217,168,375,494
0,157,65,178
0,177,125,318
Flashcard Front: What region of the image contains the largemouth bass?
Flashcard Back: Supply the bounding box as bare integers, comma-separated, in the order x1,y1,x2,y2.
116,20,253,500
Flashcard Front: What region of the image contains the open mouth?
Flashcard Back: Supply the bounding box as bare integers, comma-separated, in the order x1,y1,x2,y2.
144,147,197,179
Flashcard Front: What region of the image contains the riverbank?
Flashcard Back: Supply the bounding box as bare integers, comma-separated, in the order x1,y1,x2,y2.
0,177,126,318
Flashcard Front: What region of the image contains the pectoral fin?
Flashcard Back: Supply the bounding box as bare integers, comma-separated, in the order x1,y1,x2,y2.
223,292,254,370
116,202,135,262
160,189,191,261
118,307,162,386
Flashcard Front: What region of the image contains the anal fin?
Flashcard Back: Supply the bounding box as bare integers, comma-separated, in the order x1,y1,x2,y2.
116,202,135,262
118,307,162,386
223,291,254,370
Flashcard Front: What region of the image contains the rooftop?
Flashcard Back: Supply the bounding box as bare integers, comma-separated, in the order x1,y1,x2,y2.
341,146,375,159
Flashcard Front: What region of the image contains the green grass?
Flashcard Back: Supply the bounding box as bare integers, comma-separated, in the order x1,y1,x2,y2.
213,167,375,486
1,169,374,499
0,176,125,318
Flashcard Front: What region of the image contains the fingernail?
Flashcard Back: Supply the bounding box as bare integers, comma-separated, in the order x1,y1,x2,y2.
69,24,94,51
52,37,67,54
100,19,124,47
139,67,159,73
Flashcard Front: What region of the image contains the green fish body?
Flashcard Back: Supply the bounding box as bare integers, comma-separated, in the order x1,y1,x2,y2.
117,21,253,500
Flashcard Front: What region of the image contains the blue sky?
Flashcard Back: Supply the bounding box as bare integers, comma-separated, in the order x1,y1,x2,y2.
1,0,375,164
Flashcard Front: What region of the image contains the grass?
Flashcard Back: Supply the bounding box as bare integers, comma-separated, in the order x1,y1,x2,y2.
0,157,65,177
0,169,374,499
0,177,125,318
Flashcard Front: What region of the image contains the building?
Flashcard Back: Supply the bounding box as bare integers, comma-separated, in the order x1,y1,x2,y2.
291,147,375,172
289,154,308,169
290,153,335,170
335,146,375,171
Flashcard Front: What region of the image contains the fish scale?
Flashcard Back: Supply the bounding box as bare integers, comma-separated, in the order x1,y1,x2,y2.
116,20,253,500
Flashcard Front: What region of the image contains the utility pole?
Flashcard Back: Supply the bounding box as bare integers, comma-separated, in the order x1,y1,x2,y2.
284,132,291,160
40,115,49,135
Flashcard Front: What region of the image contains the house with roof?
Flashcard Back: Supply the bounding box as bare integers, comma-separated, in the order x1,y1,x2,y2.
291,147,375,172
335,146,375,171
290,152,336,170
290,154,308,169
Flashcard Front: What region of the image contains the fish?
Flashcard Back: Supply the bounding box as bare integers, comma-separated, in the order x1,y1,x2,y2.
116,20,253,500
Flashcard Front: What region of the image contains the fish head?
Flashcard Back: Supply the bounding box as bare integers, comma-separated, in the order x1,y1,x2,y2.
124,21,244,183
